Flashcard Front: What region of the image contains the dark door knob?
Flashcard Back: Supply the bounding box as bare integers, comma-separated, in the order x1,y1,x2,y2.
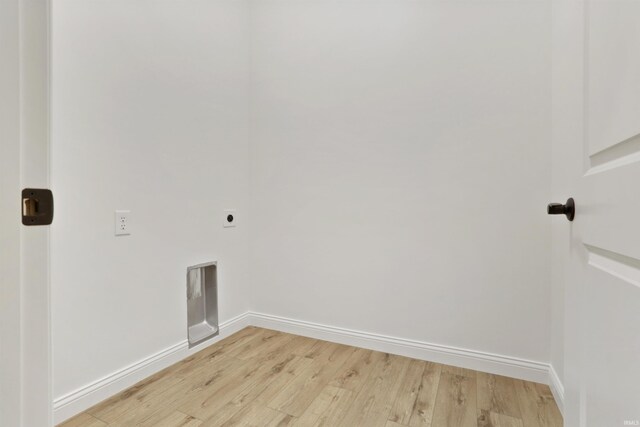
547,198,575,221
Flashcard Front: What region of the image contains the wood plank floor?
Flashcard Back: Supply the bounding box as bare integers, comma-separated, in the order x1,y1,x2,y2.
58,327,562,427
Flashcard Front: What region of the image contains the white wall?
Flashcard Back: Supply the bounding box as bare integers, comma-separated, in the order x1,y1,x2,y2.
20,0,53,424
249,0,552,363
0,1,22,425
51,0,555,417
2,1,52,425
51,0,251,400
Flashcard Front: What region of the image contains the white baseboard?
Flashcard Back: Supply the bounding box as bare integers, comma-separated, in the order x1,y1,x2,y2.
53,310,565,425
548,364,565,416
249,312,550,384
52,312,251,425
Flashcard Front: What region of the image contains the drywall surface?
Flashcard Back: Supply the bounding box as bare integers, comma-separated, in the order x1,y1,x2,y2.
52,0,554,413
51,0,250,399
249,0,552,363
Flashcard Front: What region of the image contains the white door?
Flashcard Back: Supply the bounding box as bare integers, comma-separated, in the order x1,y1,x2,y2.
0,0,52,426
552,0,640,426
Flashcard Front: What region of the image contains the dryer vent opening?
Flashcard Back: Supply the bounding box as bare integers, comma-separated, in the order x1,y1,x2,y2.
187,262,219,347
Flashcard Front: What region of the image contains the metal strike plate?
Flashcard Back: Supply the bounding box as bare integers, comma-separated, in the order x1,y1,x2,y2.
22,188,54,226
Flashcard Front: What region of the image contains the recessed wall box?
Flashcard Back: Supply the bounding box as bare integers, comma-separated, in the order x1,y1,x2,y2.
186,262,219,347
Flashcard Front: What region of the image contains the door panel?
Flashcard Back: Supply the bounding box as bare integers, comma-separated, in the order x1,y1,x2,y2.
583,264,640,426
582,0,640,274
583,166,640,259
554,0,640,425
587,1,640,155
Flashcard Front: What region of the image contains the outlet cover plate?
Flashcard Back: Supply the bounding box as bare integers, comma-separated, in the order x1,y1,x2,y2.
223,209,237,228
115,210,130,236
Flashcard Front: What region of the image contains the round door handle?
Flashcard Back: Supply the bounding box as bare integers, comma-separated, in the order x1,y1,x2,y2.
547,198,575,221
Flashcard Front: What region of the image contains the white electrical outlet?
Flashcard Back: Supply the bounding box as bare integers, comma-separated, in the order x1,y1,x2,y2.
223,209,237,228
115,210,131,236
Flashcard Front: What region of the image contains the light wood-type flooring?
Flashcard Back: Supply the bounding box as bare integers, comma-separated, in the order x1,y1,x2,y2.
58,327,562,427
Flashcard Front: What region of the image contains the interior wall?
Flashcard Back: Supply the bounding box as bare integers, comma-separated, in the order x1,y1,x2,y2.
0,1,22,425
249,0,552,363
51,0,555,413
20,0,53,424
51,0,251,399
